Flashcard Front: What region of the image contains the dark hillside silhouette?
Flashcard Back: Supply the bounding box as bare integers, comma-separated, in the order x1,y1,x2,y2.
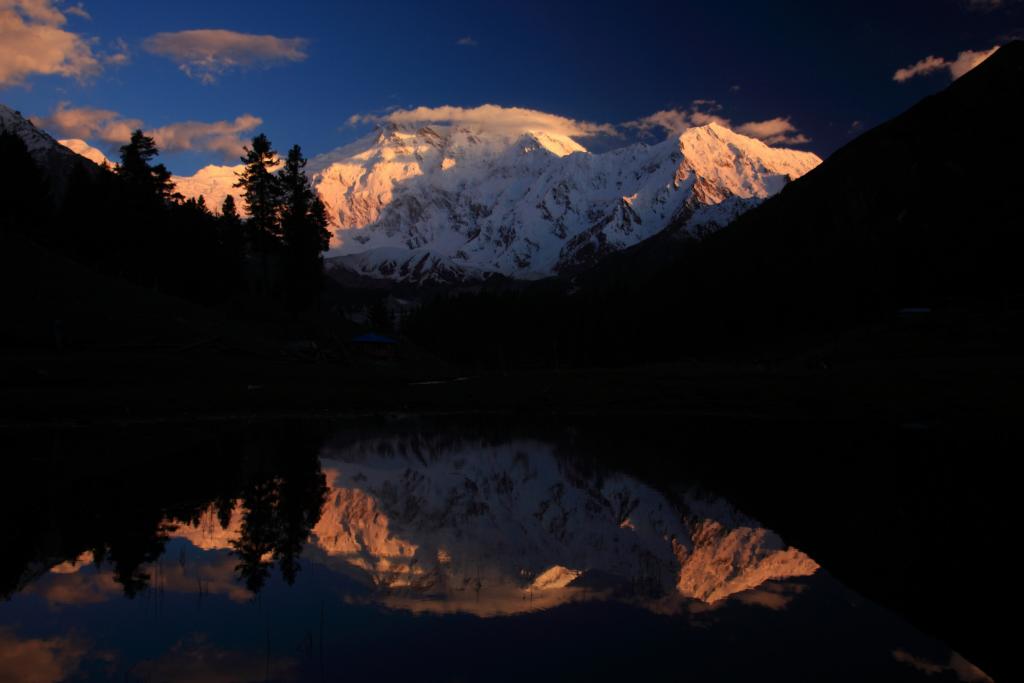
663,39,1024,347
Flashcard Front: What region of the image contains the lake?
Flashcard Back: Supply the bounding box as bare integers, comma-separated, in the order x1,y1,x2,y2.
0,417,996,682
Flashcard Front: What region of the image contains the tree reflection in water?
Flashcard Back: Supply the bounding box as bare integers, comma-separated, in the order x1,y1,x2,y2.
230,430,329,592
0,422,329,600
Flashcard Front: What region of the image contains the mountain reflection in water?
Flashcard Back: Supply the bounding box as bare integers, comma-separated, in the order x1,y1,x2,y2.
0,421,993,682
169,435,819,616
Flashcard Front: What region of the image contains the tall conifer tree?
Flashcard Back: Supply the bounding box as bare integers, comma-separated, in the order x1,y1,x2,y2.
117,129,175,203
235,134,282,248
218,195,246,290
278,145,331,310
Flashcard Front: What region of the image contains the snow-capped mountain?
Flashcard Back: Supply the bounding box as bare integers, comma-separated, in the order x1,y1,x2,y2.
168,120,820,283
313,122,820,282
171,436,818,616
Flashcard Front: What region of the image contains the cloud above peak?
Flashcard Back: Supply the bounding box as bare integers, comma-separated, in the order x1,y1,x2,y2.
33,103,263,160
348,104,618,140
625,100,810,146
0,0,100,87
143,29,308,84
346,102,811,148
893,45,999,82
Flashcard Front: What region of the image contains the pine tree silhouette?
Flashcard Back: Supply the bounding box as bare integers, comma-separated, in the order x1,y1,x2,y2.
218,195,246,293
278,144,331,310
235,134,283,296
221,194,240,222
117,129,176,204
235,133,282,247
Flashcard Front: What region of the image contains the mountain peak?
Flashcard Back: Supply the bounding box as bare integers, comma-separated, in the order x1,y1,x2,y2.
675,122,822,187
677,121,795,151
687,121,731,134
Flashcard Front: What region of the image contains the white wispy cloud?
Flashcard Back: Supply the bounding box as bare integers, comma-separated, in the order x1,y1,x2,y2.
64,2,89,19
33,102,262,159
348,104,617,139
0,0,100,87
624,100,810,146
893,55,947,82
945,46,1001,78
623,103,729,136
735,117,810,145
893,45,1000,82
456,36,478,46
142,29,308,84
103,37,130,66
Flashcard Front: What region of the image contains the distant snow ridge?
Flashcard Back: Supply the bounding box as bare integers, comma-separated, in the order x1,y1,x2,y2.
312,121,821,283
58,139,111,166
172,163,246,212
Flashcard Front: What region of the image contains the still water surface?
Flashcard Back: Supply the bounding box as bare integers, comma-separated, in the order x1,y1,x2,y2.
0,420,990,682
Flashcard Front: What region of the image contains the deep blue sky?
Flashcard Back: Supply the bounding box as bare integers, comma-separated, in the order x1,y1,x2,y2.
2,0,1019,173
